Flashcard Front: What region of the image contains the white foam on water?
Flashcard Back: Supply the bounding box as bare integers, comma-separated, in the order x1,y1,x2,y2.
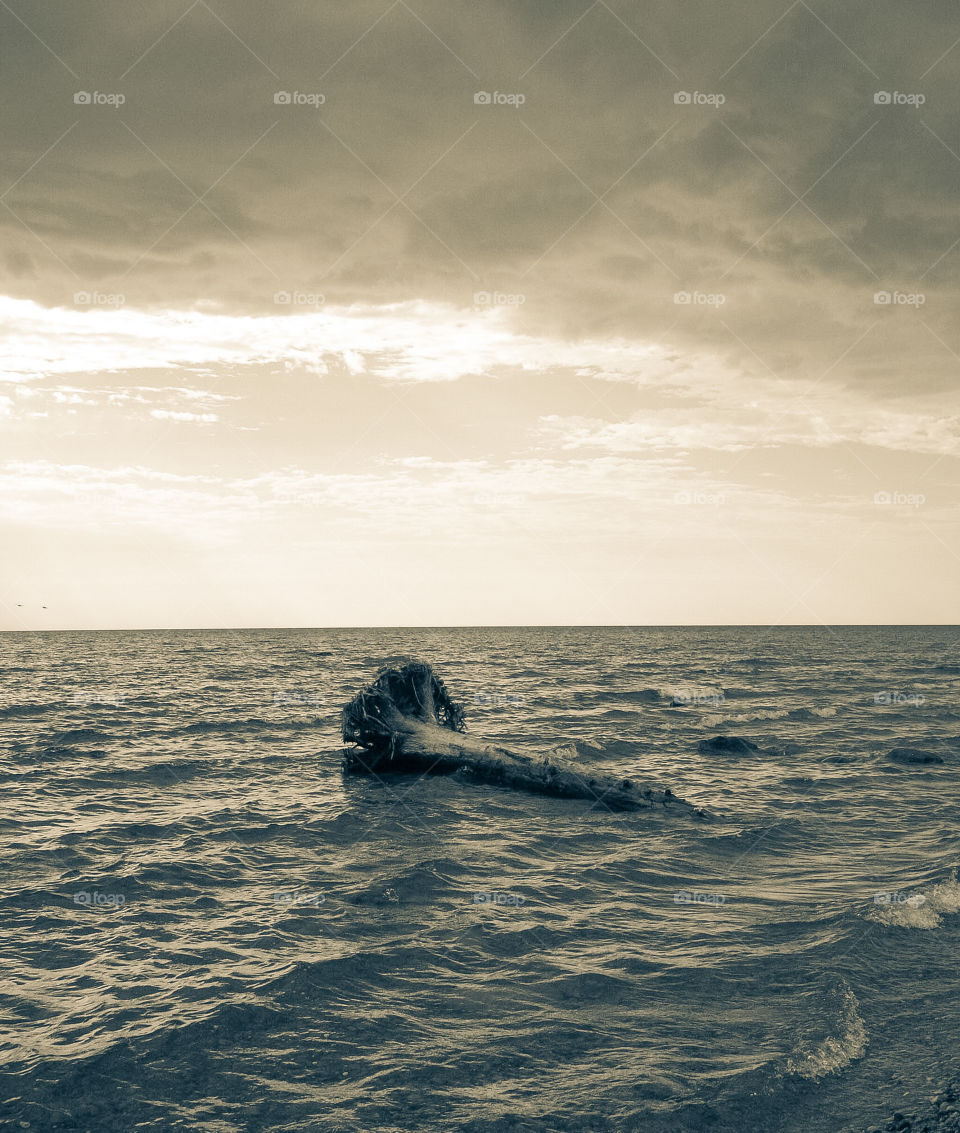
786,986,868,1081
702,704,839,725
868,874,960,929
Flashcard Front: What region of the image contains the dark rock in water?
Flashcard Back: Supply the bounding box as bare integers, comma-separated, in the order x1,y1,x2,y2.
341,660,710,818
887,747,945,765
698,735,760,756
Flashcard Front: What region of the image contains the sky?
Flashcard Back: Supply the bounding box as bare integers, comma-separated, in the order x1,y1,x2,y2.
1,0,958,628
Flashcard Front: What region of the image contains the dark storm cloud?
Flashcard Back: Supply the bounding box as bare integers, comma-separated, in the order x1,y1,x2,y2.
1,0,959,390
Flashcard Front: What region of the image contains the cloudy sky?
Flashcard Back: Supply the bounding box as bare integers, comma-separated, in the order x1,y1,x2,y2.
1,0,958,628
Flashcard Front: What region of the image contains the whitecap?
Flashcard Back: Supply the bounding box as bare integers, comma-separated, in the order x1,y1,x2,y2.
786,986,868,1081
868,874,960,929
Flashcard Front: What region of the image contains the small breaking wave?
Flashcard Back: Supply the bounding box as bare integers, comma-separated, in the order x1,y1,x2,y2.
620,688,662,704
786,984,867,1081
703,704,838,725
868,874,960,929
549,737,643,762
788,706,838,720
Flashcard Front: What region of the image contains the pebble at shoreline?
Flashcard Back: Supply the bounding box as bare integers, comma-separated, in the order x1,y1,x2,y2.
867,1081,960,1133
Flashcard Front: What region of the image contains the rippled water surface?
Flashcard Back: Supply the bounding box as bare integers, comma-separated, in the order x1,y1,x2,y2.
1,626,958,1132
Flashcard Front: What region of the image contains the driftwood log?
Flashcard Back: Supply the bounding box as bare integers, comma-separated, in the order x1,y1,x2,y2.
341,660,709,817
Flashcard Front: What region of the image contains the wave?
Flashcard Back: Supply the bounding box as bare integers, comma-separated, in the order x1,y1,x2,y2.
84,759,220,786
549,737,643,761
48,728,111,743
175,717,327,736
702,705,838,725
787,706,838,720
0,703,52,718
868,874,960,929
620,688,662,704
702,712,787,728
786,984,867,1081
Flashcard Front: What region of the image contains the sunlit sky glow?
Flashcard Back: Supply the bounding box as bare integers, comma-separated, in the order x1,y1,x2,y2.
2,1,958,627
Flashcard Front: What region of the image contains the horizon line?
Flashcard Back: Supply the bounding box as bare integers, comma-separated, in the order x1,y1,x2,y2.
1,623,958,633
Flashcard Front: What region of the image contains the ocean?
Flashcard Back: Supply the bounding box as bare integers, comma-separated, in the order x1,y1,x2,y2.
1,626,958,1132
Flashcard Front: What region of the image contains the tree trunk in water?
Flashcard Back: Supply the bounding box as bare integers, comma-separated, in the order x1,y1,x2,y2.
341,660,709,818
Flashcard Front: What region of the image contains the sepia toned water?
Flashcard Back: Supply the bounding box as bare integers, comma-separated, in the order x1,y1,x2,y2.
1,626,958,1132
